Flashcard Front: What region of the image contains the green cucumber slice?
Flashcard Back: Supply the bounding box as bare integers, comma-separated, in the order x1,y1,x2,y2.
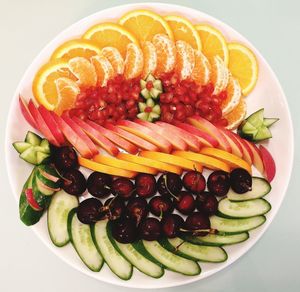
92,220,132,280
39,139,51,153
68,210,103,272
161,237,227,263
153,80,163,91
184,232,249,246
19,146,37,165
255,126,272,140
150,88,161,99
25,131,42,146
140,79,147,89
36,176,56,196
36,152,50,164
246,108,264,128
138,102,147,112
263,118,279,127
19,170,44,226
228,177,271,201
141,88,151,99
137,112,149,121
241,121,258,135
48,191,78,247
210,215,266,234
152,104,161,114
142,240,200,276
13,142,32,154
107,223,164,278
218,198,271,218
36,165,60,189
32,173,51,209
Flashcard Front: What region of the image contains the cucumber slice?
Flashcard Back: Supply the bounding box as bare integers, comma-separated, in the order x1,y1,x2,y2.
68,210,103,272
184,232,249,246
137,112,149,121
152,104,161,114
92,220,132,280
107,223,164,278
141,88,151,99
255,126,272,140
153,80,163,91
228,177,271,201
142,240,200,276
210,215,266,234
218,198,271,218
241,121,258,135
263,118,279,127
36,152,50,164
36,165,60,189
19,146,37,165
36,176,56,196
19,170,44,226
150,88,161,99
246,108,264,128
39,139,51,153
161,238,227,263
13,142,32,154
140,79,147,89
32,173,51,209
48,191,78,247
25,131,42,146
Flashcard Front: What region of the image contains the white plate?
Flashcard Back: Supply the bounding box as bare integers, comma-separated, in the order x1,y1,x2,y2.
5,2,294,289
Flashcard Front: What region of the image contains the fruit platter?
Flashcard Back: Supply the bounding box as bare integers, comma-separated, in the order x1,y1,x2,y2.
5,3,293,289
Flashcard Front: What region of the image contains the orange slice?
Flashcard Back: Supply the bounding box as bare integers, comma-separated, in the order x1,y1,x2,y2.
82,23,138,58
175,40,195,80
32,59,75,110
68,57,97,87
227,43,258,95
191,50,211,85
140,151,203,172
200,147,252,173
195,24,229,65
152,34,176,77
54,77,80,115
172,151,230,172
119,9,173,43
124,43,144,79
221,76,242,115
78,156,136,178
165,15,201,50
117,153,182,175
224,97,247,130
93,154,157,175
210,55,229,95
50,39,101,61
142,41,157,78
101,47,124,75
90,55,114,86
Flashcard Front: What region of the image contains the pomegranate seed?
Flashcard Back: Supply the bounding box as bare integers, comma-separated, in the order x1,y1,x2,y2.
144,106,153,113
146,81,154,90
218,91,227,100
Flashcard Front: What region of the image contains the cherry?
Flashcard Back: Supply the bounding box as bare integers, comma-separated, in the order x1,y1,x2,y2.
112,178,135,200
53,146,78,171
126,197,149,224
230,168,252,194
175,191,195,215
135,173,157,198
111,217,138,244
87,172,112,198
183,171,206,194
149,196,174,217
77,198,102,224
157,173,183,197
184,212,211,236
103,197,125,220
207,170,230,196
195,191,218,216
138,218,162,241
62,169,86,196
161,214,184,238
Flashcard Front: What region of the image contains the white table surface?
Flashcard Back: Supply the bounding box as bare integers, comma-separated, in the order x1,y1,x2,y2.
0,0,299,291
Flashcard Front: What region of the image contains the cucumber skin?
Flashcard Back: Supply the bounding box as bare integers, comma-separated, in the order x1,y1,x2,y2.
36,165,60,189
106,222,164,279
67,209,104,272
32,173,52,209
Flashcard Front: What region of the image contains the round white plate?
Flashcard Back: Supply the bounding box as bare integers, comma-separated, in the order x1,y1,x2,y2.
5,2,294,289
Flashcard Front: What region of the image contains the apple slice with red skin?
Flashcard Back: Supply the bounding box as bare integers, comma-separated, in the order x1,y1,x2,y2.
117,120,172,153
243,139,264,174
135,119,188,151
19,96,38,130
72,117,120,156
25,188,42,211
28,100,60,146
51,111,93,158
38,105,65,145
155,121,201,152
219,128,243,158
173,121,219,148
231,132,254,165
84,120,138,154
187,116,231,152
61,115,99,156
105,123,159,151
259,145,276,182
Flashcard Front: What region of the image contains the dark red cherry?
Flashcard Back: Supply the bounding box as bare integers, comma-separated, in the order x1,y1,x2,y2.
111,217,138,243
184,212,211,236
207,170,230,196
161,214,184,238
138,217,162,241
126,197,149,224
175,191,195,215
195,191,218,216
183,171,206,194
77,198,102,224
149,196,174,217
112,178,134,200
135,173,157,198
157,173,182,197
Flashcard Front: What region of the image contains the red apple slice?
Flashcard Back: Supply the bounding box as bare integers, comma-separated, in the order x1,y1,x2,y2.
19,96,38,129
243,140,264,174
219,128,243,158
231,132,254,165
155,121,201,152
105,123,159,151
72,117,119,156
61,115,99,156
38,105,65,145
187,116,231,152
51,111,93,158
28,100,60,146
84,120,138,154
117,120,172,153
173,121,219,148
25,188,42,211
135,119,188,151
259,145,276,182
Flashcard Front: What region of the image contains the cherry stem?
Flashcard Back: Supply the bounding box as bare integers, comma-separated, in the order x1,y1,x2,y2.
163,175,179,201
175,240,186,251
